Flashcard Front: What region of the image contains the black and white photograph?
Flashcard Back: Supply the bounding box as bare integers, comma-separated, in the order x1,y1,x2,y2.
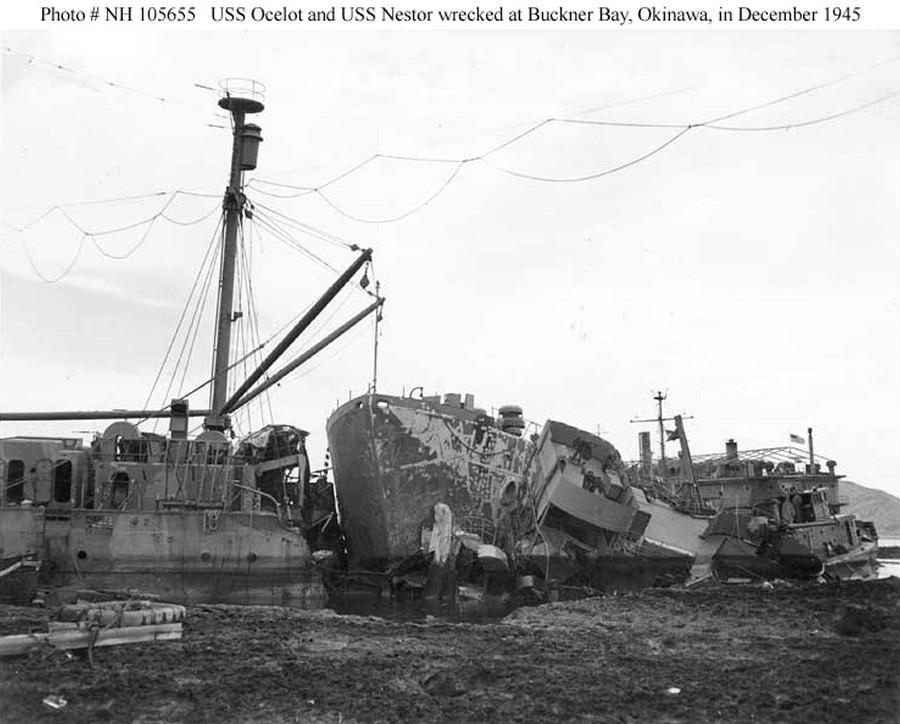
1,3,899,722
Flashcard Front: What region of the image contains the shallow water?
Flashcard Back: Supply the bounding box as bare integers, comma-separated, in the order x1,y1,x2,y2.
877,536,900,579
329,590,516,623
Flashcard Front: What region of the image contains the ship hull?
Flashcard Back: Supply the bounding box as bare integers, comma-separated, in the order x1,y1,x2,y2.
1,427,326,607
0,507,325,606
823,539,879,580
327,393,533,570
40,510,325,606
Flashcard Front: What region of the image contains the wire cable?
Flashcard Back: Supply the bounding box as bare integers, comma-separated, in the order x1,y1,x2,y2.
316,161,467,223
16,232,88,284
703,88,900,131
141,213,223,414
249,200,358,250
480,126,692,183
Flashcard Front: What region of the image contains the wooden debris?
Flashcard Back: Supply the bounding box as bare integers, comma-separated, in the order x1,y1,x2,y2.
0,622,182,657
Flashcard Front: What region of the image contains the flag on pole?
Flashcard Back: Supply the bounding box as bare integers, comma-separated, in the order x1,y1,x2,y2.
790,433,805,444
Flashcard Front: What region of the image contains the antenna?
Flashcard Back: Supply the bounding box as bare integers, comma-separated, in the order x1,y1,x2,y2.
629,390,693,483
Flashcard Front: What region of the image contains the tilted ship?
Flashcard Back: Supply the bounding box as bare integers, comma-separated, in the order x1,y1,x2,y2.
326,390,533,574
326,390,697,593
0,82,380,605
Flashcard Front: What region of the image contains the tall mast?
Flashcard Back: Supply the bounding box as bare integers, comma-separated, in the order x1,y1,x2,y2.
654,390,667,480
629,391,692,488
207,80,265,432
371,280,381,393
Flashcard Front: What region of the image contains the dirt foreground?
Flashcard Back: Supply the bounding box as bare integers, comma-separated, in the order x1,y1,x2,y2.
1,578,898,724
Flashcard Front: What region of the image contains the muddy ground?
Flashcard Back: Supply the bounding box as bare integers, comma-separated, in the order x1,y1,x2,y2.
1,578,898,724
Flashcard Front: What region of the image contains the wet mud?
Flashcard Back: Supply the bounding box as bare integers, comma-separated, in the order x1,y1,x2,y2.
1,578,898,723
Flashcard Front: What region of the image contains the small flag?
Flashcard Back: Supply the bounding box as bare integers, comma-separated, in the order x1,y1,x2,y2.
666,428,680,441
790,433,805,444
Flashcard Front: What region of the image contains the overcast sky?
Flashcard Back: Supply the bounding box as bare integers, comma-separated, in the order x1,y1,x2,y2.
1,12,899,501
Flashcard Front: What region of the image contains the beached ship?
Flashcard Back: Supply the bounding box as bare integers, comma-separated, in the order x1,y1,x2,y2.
326,390,534,573
629,410,879,581
0,82,379,605
691,433,879,580
515,420,696,590
327,391,699,592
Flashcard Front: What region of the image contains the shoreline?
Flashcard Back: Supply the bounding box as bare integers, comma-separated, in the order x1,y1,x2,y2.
2,577,898,723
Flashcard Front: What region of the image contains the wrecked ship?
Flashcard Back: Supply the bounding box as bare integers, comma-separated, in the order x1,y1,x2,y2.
0,81,379,605
326,391,698,593
629,415,879,581
516,420,696,591
692,433,879,580
326,391,534,575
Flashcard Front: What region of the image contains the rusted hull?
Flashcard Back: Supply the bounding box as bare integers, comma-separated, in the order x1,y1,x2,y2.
326,394,533,570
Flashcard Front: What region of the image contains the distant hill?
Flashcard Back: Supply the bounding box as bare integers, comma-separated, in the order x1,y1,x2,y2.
841,480,900,538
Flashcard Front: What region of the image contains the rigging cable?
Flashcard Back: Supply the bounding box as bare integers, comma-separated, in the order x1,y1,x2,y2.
250,210,341,274
140,212,223,414
249,207,377,299
239,221,275,424
155,224,221,428
249,200,358,250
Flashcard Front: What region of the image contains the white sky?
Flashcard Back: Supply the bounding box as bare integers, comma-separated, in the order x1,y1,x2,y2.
1,7,899,504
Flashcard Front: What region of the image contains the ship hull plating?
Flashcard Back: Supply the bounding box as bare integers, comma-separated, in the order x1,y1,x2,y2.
327,394,532,570
1,426,326,607
40,510,325,606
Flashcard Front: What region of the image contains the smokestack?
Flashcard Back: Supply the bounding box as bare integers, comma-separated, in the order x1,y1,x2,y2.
725,439,738,461
639,431,652,479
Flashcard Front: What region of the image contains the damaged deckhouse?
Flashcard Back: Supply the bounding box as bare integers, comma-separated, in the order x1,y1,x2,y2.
326,391,699,599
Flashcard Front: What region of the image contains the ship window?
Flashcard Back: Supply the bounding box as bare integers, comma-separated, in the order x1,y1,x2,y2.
53,460,73,503
6,459,25,503
111,472,130,508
